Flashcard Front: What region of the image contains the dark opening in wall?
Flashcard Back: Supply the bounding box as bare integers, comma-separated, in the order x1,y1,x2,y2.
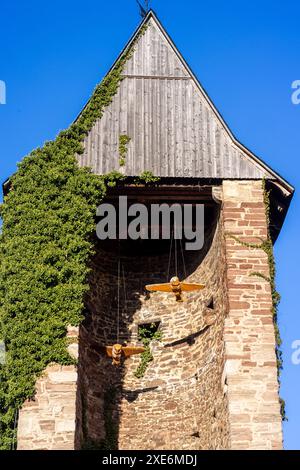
74,192,227,450
206,297,214,310
137,321,161,339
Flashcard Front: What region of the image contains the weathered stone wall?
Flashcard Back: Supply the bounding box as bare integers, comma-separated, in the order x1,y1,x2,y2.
17,181,283,450
223,180,283,450
17,327,78,450
75,205,230,450
17,364,77,450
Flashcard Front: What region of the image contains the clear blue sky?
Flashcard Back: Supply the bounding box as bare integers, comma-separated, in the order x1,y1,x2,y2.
0,0,299,449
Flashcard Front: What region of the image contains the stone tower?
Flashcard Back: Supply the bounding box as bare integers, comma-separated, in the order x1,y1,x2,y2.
17,11,293,450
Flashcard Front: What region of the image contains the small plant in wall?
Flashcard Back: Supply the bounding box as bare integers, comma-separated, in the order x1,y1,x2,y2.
134,171,160,185
134,322,162,378
119,135,131,166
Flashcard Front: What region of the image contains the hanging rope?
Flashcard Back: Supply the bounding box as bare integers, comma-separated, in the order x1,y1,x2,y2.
174,222,178,277
179,236,187,280
122,264,127,308
167,228,173,281
117,258,121,344
167,223,187,280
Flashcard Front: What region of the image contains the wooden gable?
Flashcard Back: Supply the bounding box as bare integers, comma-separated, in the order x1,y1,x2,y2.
76,11,293,193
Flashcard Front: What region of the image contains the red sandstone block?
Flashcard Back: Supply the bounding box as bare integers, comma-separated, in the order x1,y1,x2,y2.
39,420,55,432
240,202,265,208
262,391,280,401
244,208,266,214
164,401,177,411
232,442,252,450
252,310,272,315
237,221,250,226
230,414,251,423
250,221,267,227
226,354,251,360
244,214,267,221
228,283,256,289
229,301,250,309
260,318,273,325
230,428,253,441
230,292,254,299
253,414,281,423
271,441,283,450
227,268,251,276
242,237,267,245
224,208,245,214
259,302,273,308
226,248,258,255
257,229,268,237
224,202,241,208
224,210,244,216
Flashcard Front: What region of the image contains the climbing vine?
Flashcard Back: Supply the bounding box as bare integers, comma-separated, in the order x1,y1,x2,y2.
0,23,150,449
134,171,160,185
134,323,162,378
103,170,126,188
119,135,131,167
226,179,286,420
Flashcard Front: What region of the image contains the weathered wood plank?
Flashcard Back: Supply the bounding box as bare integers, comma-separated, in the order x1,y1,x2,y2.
77,16,272,180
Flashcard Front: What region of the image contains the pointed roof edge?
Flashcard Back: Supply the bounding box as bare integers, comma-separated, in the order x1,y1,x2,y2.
89,9,294,196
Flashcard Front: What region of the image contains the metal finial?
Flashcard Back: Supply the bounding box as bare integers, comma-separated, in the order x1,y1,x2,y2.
136,0,150,18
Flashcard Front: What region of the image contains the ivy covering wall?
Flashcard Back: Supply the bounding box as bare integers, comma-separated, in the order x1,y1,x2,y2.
0,25,149,450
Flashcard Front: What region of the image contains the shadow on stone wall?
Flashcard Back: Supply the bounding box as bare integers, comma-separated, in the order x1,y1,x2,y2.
74,202,229,450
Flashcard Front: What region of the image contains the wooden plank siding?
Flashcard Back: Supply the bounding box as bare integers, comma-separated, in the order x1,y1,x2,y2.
77,15,273,180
